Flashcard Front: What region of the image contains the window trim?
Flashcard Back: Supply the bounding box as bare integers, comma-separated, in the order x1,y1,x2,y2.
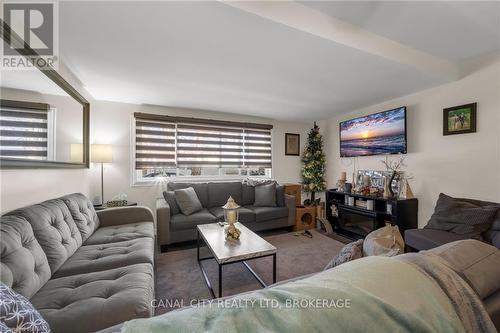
130,114,274,186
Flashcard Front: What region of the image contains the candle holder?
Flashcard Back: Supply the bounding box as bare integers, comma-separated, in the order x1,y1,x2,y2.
222,196,241,240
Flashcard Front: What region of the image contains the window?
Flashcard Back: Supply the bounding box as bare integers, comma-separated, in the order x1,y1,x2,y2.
133,113,272,182
0,100,54,161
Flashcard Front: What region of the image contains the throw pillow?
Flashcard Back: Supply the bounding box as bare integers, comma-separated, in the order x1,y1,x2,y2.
174,187,203,215
324,239,363,270
254,183,277,207
276,185,286,207
0,322,13,333
363,225,404,257
424,193,499,239
0,283,51,333
162,190,180,215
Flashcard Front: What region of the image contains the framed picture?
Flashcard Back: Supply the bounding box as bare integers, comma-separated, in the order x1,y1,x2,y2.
285,133,300,156
443,103,477,136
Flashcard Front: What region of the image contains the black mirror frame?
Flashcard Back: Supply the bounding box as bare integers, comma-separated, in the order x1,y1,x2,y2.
0,19,90,169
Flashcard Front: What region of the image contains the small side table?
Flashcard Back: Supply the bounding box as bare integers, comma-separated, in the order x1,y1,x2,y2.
294,205,316,231
94,201,137,211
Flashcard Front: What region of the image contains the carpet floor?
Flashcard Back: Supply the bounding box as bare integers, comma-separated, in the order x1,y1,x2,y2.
154,229,345,314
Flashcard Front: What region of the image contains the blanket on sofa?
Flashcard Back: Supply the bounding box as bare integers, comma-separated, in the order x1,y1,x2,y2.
122,255,495,333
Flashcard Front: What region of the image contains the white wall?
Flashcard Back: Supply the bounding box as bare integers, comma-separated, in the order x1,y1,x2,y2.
90,101,312,213
0,63,96,213
322,55,500,227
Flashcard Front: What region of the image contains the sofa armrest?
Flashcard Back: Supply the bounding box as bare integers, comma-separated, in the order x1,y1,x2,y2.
285,194,296,227
156,198,171,247
97,206,154,227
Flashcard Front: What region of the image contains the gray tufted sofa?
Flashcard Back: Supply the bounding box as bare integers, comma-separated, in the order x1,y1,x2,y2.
0,193,156,333
157,181,296,248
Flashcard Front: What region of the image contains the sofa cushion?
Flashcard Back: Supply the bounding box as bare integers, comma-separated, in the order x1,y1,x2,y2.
207,182,243,208
405,228,471,251
254,183,277,207
0,215,51,299
61,193,100,242
162,191,180,216
0,282,50,333
170,209,217,231
31,263,154,333
174,187,203,215
427,239,500,299
245,206,288,222
241,184,255,206
84,222,154,245
167,182,209,207
53,238,154,278
209,207,256,224
424,193,498,239
5,199,82,274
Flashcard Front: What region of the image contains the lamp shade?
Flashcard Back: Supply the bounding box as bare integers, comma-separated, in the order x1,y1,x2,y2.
70,143,83,163
91,144,113,163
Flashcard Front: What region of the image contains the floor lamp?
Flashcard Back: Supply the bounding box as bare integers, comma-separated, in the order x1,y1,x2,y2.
91,144,113,205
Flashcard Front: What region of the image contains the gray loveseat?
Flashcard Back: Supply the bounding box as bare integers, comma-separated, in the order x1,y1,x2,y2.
0,193,156,333
157,181,295,248
405,197,500,251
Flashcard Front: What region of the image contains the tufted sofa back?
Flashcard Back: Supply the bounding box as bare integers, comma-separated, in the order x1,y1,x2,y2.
61,193,99,242
4,199,83,274
1,193,100,299
0,215,52,298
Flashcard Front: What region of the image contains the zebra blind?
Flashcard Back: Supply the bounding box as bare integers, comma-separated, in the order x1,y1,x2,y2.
0,100,49,160
134,113,272,170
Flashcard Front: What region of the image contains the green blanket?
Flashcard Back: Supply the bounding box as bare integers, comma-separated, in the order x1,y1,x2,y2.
122,256,472,333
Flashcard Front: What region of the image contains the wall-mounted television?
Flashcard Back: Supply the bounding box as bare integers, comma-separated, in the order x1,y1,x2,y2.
340,106,407,157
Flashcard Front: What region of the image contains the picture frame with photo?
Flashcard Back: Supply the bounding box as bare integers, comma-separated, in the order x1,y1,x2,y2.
443,103,477,136
285,133,300,156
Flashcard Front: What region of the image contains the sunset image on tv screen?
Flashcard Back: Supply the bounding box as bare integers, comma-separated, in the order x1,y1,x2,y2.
340,107,406,157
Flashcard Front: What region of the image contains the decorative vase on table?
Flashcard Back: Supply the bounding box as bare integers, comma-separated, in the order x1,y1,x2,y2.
223,196,241,240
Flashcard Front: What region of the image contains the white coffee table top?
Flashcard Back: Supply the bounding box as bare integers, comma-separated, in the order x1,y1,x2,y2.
197,222,277,264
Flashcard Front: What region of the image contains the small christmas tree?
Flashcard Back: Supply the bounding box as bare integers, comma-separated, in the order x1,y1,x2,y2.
301,122,326,206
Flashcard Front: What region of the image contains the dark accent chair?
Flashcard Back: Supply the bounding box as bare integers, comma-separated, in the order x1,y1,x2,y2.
405,197,500,251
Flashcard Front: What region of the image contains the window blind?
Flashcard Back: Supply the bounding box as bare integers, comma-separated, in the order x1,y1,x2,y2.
134,113,272,169
0,100,49,160
135,119,176,169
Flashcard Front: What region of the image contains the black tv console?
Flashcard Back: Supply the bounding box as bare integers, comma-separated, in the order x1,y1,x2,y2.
326,189,418,240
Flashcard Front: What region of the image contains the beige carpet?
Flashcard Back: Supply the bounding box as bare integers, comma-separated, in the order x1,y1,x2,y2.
155,229,345,314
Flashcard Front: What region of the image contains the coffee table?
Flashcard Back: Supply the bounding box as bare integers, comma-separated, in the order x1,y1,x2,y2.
197,222,277,298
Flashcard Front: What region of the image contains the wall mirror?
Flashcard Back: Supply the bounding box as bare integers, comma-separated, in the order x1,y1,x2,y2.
0,21,89,168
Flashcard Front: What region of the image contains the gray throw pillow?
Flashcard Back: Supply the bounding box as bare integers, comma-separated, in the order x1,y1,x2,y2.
276,185,285,207
174,187,203,216
163,190,180,215
424,193,499,239
0,283,51,332
324,239,363,270
254,183,277,207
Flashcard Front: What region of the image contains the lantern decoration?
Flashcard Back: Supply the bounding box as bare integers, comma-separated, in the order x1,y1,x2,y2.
222,196,241,240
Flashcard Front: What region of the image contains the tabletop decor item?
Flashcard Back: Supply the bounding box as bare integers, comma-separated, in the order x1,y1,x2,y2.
222,196,241,240
443,102,477,136
382,156,406,198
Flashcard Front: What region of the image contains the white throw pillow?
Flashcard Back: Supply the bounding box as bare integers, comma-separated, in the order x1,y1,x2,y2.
363,225,404,257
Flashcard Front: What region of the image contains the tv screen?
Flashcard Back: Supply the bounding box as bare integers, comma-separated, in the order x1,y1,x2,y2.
340,106,407,157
